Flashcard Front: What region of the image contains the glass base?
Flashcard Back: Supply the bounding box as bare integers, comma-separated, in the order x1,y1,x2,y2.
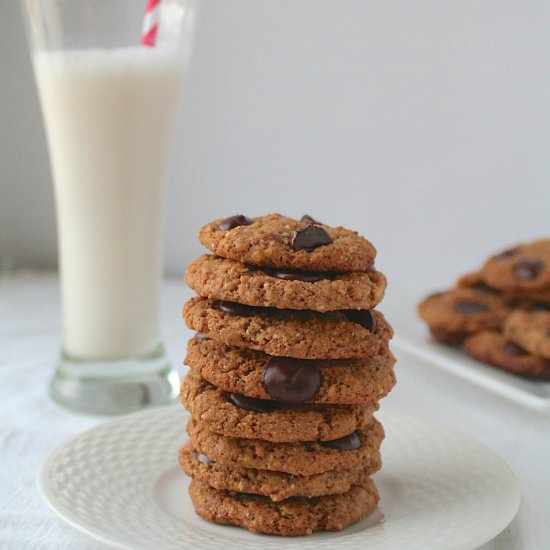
50,344,181,415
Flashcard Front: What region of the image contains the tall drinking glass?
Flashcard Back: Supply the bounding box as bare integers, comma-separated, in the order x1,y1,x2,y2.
20,0,196,414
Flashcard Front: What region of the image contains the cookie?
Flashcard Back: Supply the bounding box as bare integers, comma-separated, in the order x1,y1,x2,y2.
187,417,384,476
198,213,376,272
503,309,550,359
458,270,550,305
181,371,374,442
183,297,392,359
179,441,381,501
185,254,387,312
417,287,509,344
464,330,550,379
456,271,503,295
185,337,396,405
188,478,379,536
481,240,550,294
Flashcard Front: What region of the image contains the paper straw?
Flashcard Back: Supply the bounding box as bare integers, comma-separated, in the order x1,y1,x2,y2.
141,0,161,47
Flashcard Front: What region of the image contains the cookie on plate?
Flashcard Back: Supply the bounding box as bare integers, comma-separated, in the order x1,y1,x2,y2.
481,240,550,294
417,287,509,344
186,417,384,476
458,270,550,305
456,271,503,295
183,297,392,359
503,309,550,359
185,254,386,312
464,330,550,379
179,441,381,501
185,337,396,405
189,478,379,536
198,213,377,272
181,372,374,443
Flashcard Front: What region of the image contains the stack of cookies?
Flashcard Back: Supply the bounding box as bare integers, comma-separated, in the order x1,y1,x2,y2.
179,213,396,536
418,239,550,379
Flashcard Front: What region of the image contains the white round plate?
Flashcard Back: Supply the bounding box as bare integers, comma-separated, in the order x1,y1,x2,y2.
38,406,520,550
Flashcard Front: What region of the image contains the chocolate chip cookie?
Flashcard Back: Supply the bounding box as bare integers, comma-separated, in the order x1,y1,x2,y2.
185,337,396,405
180,441,381,501
188,478,379,536
198,213,377,272
481,240,550,294
417,287,509,344
456,271,502,295
181,371,373,442
464,330,550,379
187,417,384,476
458,269,550,305
185,254,386,312
503,309,550,359
183,297,392,359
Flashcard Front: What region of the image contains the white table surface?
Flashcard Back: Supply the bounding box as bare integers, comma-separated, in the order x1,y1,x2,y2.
1,271,549,550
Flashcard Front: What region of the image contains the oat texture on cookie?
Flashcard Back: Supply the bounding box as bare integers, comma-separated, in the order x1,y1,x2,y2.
179,213,396,536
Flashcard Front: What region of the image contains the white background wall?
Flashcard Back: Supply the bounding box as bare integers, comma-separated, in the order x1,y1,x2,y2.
1,0,549,296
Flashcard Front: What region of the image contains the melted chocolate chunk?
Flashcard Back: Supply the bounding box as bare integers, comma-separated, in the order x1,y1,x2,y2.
194,452,212,465
343,309,377,332
218,301,262,317
263,357,321,402
228,392,278,412
494,247,520,261
218,215,253,231
320,431,361,451
513,259,544,281
454,300,488,314
301,214,321,225
501,342,527,356
264,267,328,282
291,225,332,252
235,492,259,501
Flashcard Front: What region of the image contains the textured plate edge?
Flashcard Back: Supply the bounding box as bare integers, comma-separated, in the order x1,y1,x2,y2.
36,406,522,550
36,405,186,550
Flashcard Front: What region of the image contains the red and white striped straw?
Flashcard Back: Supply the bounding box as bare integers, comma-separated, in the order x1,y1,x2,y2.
141,0,161,47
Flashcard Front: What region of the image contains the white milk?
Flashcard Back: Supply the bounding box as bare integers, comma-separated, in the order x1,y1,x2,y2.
34,48,183,360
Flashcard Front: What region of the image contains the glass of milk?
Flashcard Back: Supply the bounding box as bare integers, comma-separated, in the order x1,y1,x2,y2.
20,0,196,414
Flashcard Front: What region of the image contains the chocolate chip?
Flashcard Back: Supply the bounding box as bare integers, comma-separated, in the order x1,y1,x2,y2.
265,267,328,282
454,300,488,314
194,452,212,465
228,392,278,412
494,247,520,261
218,301,260,317
301,214,321,224
263,357,321,402
501,342,527,356
291,225,332,252
235,492,258,501
343,310,377,332
218,215,253,231
320,431,361,451
513,259,544,281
